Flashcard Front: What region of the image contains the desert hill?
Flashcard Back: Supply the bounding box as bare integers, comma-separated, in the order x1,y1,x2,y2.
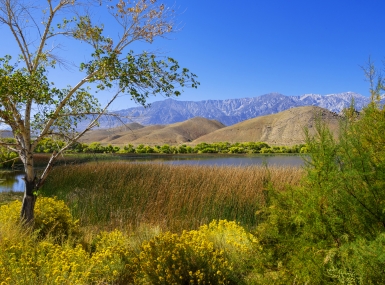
192,106,341,146
81,117,225,145
80,122,146,143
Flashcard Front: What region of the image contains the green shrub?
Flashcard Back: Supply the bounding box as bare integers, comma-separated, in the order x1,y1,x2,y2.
252,99,385,283
326,233,385,285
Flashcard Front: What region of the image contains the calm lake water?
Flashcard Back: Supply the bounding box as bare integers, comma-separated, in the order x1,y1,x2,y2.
0,171,25,193
0,154,305,192
126,154,305,167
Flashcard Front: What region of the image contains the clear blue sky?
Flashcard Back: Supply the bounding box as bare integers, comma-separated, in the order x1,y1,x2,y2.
1,0,385,110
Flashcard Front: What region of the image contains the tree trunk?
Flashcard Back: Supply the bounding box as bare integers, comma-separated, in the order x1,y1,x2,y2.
20,177,37,225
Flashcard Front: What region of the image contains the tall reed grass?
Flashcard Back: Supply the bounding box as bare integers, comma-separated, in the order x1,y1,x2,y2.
42,162,304,232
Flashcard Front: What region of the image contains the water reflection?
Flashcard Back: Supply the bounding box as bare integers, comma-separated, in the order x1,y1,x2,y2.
167,155,304,167
0,171,25,193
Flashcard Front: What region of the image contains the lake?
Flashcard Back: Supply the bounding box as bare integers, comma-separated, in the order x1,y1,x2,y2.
125,154,305,167
0,154,306,192
0,171,25,193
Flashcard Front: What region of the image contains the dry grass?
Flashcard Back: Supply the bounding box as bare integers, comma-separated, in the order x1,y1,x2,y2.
41,162,304,233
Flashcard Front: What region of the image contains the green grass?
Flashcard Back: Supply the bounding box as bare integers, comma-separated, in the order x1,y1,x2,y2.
41,162,304,233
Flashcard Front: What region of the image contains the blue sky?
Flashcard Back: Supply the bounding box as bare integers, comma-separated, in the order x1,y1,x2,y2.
164,0,385,102
1,0,385,110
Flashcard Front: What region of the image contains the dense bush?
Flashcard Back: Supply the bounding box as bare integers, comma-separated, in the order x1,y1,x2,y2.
0,197,79,240
136,220,258,284
252,98,385,284
199,220,260,282
34,137,65,153
137,230,232,284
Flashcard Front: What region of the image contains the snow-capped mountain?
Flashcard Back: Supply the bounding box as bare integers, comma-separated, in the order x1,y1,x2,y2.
291,92,369,112
99,92,374,127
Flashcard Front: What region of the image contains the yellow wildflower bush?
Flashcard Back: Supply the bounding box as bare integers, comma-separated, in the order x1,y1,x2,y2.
0,199,21,226
34,197,79,239
0,238,91,284
27,242,91,284
35,232,137,285
0,197,79,240
136,230,232,284
199,220,259,260
199,220,260,282
0,238,39,285
0,230,137,284
0,203,257,285
89,230,136,284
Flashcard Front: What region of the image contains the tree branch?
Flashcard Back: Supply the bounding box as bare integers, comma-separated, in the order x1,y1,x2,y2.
0,0,32,69
33,72,98,148
32,0,63,70
36,88,123,188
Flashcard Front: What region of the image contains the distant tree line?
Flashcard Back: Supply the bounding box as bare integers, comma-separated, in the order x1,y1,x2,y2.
0,138,308,166
35,139,307,154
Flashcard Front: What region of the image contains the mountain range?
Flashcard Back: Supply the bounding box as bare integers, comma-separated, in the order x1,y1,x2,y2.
98,91,373,127
82,106,341,146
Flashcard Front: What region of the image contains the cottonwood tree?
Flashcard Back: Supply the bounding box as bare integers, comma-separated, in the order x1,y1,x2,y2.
0,0,198,223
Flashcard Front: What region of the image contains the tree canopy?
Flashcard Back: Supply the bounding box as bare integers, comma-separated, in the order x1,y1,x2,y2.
0,0,198,222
